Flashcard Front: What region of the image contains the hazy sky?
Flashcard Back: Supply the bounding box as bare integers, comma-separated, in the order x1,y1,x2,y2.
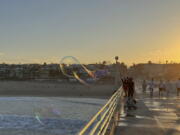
0,0,180,65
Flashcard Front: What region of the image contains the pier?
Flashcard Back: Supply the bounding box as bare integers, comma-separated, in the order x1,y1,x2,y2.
79,86,180,135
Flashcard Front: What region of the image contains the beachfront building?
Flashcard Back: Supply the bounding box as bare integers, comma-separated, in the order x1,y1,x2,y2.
8,65,24,79
0,64,10,79
129,62,180,80
39,64,60,79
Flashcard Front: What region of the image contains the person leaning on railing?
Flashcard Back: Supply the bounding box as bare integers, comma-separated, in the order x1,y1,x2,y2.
122,78,128,97
123,77,137,110
127,77,135,98
122,77,135,98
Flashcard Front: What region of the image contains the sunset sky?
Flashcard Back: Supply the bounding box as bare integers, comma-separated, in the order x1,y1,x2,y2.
0,0,180,65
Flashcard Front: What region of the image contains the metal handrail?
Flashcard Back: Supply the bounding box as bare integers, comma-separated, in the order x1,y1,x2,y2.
78,86,123,135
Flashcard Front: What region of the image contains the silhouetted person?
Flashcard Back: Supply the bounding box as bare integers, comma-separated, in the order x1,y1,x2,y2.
165,80,171,97
149,78,155,98
122,77,128,97
176,78,180,96
158,80,165,97
142,80,147,93
124,77,137,110
128,78,135,98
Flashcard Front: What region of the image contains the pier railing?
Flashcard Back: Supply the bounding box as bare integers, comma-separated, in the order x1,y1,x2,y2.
78,86,123,135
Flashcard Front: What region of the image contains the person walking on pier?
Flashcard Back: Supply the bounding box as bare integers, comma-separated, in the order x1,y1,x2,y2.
158,80,165,97
149,78,155,98
165,80,171,98
176,78,180,96
142,80,147,93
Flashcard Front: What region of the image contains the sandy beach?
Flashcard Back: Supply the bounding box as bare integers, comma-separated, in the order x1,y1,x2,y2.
0,81,115,98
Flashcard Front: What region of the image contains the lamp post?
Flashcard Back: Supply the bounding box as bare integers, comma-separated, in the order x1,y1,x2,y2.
115,56,119,64
114,56,121,88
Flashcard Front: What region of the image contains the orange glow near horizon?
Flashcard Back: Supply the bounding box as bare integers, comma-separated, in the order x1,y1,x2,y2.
0,1,180,66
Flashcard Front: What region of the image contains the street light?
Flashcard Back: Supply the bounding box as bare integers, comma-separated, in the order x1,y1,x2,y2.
114,56,120,88
115,56,119,63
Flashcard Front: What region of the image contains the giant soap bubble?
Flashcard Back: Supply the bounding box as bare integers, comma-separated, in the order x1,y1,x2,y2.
60,56,96,86
60,56,111,86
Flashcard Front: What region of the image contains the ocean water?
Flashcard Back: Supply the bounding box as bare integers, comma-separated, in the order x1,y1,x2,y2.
0,97,107,135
